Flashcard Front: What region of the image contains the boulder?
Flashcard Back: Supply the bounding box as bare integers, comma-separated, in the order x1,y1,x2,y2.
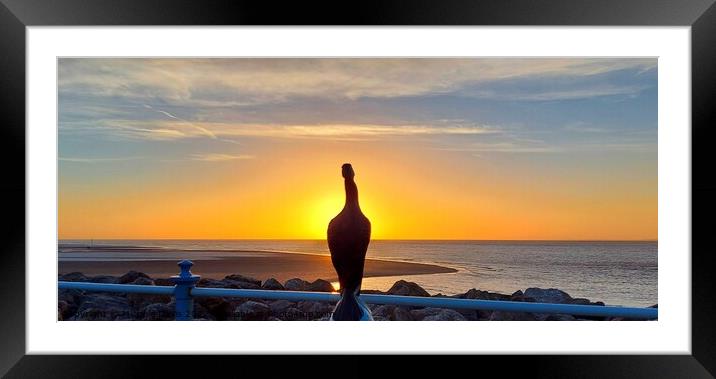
372,304,413,321
372,305,396,319
387,280,430,297
59,272,89,282
117,271,151,284
280,307,306,321
141,303,174,320
71,294,132,320
234,301,271,321
523,288,573,304
422,309,467,321
131,277,155,286
220,278,261,290
410,307,444,321
544,314,577,321
58,300,72,321
224,274,261,286
58,288,84,305
87,275,118,284
127,292,171,311
297,301,333,317
269,300,295,315
488,311,537,321
284,278,310,291
197,278,228,288
461,288,491,300
196,297,232,320
193,303,215,320
154,278,174,287
393,307,414,321
261,278,284,291
306,279,335,293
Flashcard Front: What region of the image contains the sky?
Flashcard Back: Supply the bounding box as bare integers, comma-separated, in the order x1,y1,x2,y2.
58,58,657,240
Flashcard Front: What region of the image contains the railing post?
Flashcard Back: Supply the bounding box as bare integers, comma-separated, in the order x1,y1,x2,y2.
171,260,200,321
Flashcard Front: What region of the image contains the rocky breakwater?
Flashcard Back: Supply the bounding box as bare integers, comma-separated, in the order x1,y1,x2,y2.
58,272,655,321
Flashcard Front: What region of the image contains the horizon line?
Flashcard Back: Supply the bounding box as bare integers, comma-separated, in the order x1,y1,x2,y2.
58,238,658,242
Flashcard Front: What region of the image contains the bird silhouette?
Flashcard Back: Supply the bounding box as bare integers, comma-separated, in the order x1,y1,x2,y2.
327,163,372,321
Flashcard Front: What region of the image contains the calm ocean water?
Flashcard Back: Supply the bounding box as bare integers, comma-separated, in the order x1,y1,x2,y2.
59,239,657,307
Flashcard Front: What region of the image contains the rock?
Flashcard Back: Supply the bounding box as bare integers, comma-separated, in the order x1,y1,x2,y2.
306,279,335,292
141,303,174,320
224,274,261,286
394,307,414,321
410,307,444,320
523,288,573,304
194,303,215,320
387,280,430,297
267,317,282,321
568,298,592,305
456,309,479,321
117,271,151,284
220,278,261,290
280,307,306,321
59,272,89,282
373,304,414,321
58,300,72,320
422,309,467,321
131,277,155,286
488,311,537,321
59,288,83,304
154,278,174,287
233,301,271,321
262,278,284,291
196,297,232,320
87,275,118,284
284,278,310,291
71,294,132,320
544,314,577,321
127,292,171,311
372,305,396,319
269,300,295,315
462,288,490,300
297,301,333,317
197,278,228,288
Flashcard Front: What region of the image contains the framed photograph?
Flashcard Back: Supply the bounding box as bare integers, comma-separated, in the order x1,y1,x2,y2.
2,0,715,376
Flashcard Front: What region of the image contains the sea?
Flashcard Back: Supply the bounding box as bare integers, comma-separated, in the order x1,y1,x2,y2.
59,239,657,307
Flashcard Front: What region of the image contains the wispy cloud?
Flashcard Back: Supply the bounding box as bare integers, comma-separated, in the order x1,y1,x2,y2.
143,104,217,139
59,156,143,163
90,120,498,141
58,58,657,107
189,153,255,162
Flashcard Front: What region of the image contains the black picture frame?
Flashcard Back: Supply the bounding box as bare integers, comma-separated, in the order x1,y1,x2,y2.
1,0,714,377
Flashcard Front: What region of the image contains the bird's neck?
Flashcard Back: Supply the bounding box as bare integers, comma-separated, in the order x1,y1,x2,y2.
343,178,361,212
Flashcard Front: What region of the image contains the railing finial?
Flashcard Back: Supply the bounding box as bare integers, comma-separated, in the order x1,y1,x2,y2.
171,260,200,321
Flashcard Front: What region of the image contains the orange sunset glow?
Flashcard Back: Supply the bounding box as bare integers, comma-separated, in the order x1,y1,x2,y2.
58,58,657,240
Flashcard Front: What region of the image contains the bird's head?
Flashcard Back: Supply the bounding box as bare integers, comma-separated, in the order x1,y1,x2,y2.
342,163,355,179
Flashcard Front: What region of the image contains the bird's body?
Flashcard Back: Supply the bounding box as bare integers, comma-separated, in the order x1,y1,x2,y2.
327,163,372,321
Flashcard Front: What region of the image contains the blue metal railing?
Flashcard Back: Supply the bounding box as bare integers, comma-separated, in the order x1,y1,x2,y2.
58,260,658,320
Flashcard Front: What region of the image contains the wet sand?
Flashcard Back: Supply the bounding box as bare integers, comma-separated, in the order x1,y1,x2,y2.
58,247,457,282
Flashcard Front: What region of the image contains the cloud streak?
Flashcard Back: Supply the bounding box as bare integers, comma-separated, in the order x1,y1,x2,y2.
89,120,498,141
190,153,255,162
59,58,657,107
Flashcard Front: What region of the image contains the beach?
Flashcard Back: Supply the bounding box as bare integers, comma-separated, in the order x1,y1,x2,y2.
58,245,457,283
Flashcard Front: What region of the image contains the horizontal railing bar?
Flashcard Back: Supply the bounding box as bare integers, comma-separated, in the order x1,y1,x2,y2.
191,287,657,319
191,287,340,302
59,281,657,319
360,294,657,319
59,281,175,295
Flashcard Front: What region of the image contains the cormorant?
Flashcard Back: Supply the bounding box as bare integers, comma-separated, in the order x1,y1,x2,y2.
327,163,373,321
